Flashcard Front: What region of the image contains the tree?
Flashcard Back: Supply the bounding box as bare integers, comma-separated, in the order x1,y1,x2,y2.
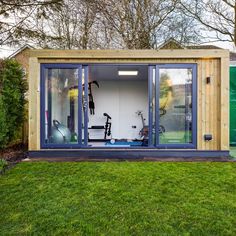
95,0,202,49
180,0,236,46
0,0,62,46
96,0,178,49
0,0,202,49
0,59,27,149
30,0,100,49
160,11,201,45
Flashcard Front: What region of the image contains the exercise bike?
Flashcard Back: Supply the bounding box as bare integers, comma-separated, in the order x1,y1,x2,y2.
137,110,166,140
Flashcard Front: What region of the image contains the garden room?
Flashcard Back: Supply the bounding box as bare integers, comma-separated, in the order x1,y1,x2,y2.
28,49,229,158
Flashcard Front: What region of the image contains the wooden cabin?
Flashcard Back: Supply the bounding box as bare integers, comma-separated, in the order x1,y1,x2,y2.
28,49,229,158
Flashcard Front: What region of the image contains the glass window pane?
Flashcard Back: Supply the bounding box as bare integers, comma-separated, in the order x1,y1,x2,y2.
159,68,192,144
44,68,79,144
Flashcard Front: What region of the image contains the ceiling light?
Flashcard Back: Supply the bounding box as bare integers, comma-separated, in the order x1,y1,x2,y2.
118,70,138,76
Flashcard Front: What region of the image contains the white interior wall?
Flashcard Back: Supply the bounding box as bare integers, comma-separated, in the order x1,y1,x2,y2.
88,80,148,140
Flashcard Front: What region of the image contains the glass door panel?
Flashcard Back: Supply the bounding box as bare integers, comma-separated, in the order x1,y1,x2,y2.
159,68,192,144
41,64,88,148
149,64,197,148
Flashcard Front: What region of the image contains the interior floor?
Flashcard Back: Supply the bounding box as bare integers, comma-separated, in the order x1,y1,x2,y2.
88,140,145,147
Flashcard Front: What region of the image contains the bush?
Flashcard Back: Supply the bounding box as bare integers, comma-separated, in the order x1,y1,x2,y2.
0,59,27,149
0,158,8,172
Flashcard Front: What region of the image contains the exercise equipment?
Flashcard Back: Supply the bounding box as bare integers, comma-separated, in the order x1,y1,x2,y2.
158,108,166,135
68,81,99,115
136,111,148,139
88,81,99,115
136,110,166,143
50,120,71,144
88,113,112,141
103,113,112,140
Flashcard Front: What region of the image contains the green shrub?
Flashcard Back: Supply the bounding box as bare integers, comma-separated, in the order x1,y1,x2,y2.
0,158,8,172
0,59,27,149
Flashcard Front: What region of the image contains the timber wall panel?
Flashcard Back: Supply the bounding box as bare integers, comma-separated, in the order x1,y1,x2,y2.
197,59,221,150
205,59,210,150
28,57,40,150
216,59,221,150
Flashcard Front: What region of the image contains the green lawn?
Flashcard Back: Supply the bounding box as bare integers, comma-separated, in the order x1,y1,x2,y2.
1,162,236,235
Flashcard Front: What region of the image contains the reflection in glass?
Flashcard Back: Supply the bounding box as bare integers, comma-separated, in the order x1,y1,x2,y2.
152,68,156,145
82,67,87,145
45,68,79,144
159,68,192,144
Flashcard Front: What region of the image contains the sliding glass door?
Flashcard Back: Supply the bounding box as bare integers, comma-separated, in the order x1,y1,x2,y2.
40,63,196,149
149,64,197,148
40,64,88,148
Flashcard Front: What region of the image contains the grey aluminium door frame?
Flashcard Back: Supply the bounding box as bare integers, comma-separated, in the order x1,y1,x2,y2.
40,64,89,149
148,64,197,149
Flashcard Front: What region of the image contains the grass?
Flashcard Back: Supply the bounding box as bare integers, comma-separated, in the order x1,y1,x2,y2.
1,162,236,235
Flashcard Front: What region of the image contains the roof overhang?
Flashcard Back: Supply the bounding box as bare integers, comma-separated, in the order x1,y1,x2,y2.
29,49,229,60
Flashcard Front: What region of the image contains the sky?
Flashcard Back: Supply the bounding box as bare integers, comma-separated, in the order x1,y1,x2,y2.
0,46,16,58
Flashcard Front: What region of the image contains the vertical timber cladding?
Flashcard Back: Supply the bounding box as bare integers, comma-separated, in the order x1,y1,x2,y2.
28,49,229,151
197,58,221,150
28,57,40,150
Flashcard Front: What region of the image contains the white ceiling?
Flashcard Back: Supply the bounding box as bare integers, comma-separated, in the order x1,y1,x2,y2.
89,65,148,81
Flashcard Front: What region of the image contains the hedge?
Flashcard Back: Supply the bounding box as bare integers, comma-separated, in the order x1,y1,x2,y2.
0,59,27,149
